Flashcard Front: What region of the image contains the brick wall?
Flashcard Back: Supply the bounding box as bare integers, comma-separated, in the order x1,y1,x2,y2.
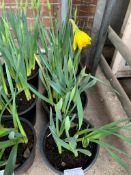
0,0,61,28
72,0,97,34
0,0,97,33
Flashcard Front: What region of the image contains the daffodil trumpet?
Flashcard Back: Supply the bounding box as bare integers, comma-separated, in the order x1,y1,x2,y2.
69,19,92,50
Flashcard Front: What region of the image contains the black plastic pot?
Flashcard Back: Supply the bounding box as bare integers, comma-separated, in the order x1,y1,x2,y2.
40,120,100,175
2,63,39,90
41,91,88,119
18,97,37,126
1,117,36,175
3,94,37,126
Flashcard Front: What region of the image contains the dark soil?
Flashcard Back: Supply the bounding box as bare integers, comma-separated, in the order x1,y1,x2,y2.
0,119,34,170
44,120,98,172
3,91,36,115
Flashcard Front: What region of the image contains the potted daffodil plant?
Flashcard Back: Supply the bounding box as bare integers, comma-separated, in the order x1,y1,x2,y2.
0,65,36,175
0,0,40,125
39,99,131,174
31,1,100,120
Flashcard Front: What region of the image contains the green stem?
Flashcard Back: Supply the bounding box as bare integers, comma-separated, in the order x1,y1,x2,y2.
58,145,62,154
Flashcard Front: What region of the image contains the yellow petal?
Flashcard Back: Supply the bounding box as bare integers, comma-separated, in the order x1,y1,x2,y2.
76,36,83,49
72,25,92,50
75,30,91,49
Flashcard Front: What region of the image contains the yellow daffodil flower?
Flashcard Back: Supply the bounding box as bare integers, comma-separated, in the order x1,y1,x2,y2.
73,29,91,50
69,19,92,50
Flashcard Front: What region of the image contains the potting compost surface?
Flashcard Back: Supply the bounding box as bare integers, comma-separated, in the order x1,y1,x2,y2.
3,91,36,115
44,121,98,171
21,67,131,175
0,119,34,171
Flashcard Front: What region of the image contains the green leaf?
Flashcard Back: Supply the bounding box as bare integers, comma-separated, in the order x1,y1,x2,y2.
49,108,55,130
47,79,62,95
114,133,131,144
63,56,68,85
80,67,87,77
122,123,131,130
0,148,5,159
77,67,87,84
68,56,73,72
75,90,84,129
49,127,70,151
95,140,131,159
12,93,18,130
4,145,18,175
97,119,129,130
55,98,63,112
0,128,15,138
39,51,51,72
28,84,54,105
77,149,92,157
65,116,71,132
82,137,90,148
5,64,14,96
0,139,19,149
0,64,8,95
69,86,76,102
73,49,81,70
107,149,131,173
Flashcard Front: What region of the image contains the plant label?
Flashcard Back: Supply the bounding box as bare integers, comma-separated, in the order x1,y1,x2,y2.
0,170,14,175
64,167,84,175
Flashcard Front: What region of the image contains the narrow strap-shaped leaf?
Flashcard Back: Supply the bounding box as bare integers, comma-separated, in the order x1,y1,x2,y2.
107,148,131,173
49,127,70,151
28,83,54,105
5,64,14,96
0,148,5,160
50,108,55,131
94,140,131,159
0,139,19,150
4,144,18,175
77,148,92,157
75,90,84,129
0,128,15,138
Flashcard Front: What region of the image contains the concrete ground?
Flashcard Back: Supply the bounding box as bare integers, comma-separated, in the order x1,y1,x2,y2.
22,67,131,175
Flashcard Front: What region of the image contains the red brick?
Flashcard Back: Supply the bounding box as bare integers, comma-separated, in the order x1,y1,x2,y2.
40,0,60,3
42,17,50,27
74,5,96,16
73,0,97,5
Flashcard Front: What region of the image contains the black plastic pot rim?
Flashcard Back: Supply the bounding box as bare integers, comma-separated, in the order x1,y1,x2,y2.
4,94,37,117
2,117,36,174
18,96,37,116
27,66,39,81
15,117,37,174
39,120,100,175
2,63,39,81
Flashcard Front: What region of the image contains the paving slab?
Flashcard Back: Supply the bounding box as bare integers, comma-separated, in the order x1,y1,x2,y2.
21,67,131,175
